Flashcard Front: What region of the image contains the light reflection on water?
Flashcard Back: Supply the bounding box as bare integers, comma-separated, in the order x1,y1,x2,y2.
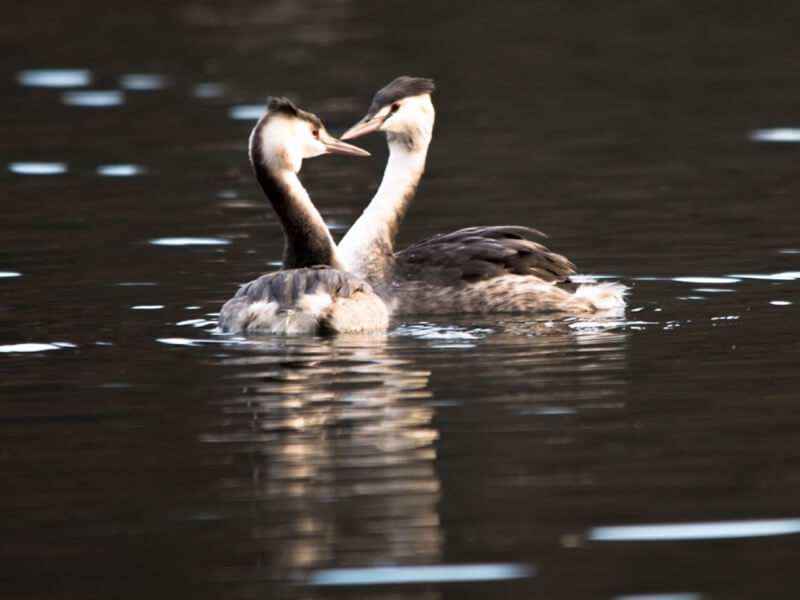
229,104,266,120
96,164,144,177
197,337,442,581
192,82,227,98
749,127,800,142
8,161,67,175
0,342,76,353
672,276,740,285
730,271,800,281
149,237,231,246
16,68,91,87
307,562,535,585
61,90,124,107
119,73,170,90
614,594,705,600
588,518,800,541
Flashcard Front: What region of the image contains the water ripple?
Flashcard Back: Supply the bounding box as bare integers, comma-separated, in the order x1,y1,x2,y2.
393,323,495,341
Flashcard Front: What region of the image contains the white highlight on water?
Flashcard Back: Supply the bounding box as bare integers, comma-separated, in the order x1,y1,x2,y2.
157,337,246,347
307,563,535,586
9,162,67,175
588,517,800,541
17,69,91,88
0,342,76,353
749,128,800,143
229,104,266,120
729,271,800,281
149,237,230,246
672,276,740,284
192,83,226,99
61,90,124,107
119,74,169,90
393,324,494,341
96,164,144,177
614,594,705,600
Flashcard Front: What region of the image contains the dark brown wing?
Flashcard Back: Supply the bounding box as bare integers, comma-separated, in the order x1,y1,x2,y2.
235,266,372,309
392,226,576,285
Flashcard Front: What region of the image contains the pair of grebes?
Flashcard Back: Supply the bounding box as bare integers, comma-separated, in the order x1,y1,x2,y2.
219,77,626,335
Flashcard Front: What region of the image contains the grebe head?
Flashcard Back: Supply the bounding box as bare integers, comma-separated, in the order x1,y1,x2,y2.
341,76,435,142
250,96,370,174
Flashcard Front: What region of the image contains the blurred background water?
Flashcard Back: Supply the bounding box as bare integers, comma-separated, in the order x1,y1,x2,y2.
2,1,800,598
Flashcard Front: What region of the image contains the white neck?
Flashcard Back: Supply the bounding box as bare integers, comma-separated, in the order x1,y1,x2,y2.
338,129,431,279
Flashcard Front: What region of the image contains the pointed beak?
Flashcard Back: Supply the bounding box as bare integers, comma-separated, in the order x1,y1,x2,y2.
320,131,371,157
341,113,384,140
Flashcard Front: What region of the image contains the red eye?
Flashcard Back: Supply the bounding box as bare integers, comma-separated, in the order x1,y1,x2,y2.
391,103,400,113
312,129,319,138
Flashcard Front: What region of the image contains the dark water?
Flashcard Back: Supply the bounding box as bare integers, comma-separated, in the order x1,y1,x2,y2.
3,1,800,598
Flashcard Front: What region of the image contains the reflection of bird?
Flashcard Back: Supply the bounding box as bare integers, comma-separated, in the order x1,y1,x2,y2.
219,97,389,335
338,77,626,315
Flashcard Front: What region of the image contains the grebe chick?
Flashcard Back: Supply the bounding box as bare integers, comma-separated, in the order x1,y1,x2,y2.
219,97,389,335
337,76,626,316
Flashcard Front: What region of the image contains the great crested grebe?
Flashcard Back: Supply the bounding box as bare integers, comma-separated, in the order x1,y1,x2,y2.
337,76,626,315
219,97,389,335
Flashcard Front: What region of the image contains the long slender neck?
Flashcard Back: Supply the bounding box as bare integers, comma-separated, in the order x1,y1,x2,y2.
338,130,430,279
251,140,344,271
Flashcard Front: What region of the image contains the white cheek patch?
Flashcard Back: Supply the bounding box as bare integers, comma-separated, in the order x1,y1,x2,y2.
253,116,312,173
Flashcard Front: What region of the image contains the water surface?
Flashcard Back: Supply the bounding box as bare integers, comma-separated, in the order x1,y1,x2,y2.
3,1,800,599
